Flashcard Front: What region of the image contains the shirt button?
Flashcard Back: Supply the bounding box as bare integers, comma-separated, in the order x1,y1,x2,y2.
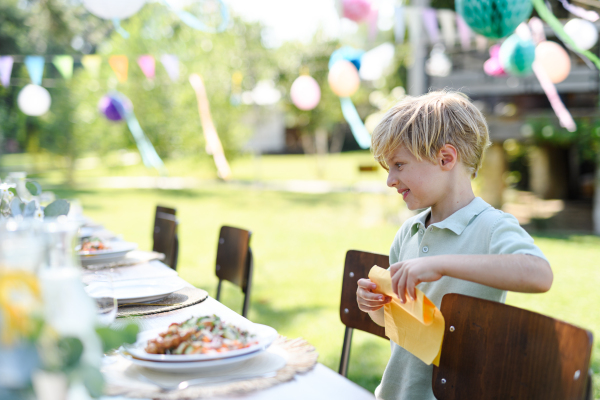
422,246,429,253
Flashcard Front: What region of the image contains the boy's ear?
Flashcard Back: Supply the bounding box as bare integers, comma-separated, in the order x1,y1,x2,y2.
438,144,458,171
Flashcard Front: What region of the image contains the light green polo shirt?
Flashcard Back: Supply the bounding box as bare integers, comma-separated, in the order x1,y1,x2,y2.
375,197,547,400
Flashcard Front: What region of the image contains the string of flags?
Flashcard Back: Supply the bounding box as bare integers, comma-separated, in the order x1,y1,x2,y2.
0,54,181,87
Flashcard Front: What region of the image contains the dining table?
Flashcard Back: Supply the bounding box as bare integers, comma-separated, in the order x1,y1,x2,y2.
93,258,376,400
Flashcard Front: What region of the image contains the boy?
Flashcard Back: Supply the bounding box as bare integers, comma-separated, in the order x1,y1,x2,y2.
356,91,552,400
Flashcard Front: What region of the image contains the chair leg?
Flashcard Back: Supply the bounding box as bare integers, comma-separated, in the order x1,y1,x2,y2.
339,326,353,377
242,249,253,318
216,279,222,302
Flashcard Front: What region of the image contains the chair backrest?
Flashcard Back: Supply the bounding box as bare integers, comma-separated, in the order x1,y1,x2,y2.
433,293,594,400
215,226,252,293
153,208,178,270
340,250,389,339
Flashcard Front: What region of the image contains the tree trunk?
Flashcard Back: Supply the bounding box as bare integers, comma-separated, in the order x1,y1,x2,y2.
593,156,600,234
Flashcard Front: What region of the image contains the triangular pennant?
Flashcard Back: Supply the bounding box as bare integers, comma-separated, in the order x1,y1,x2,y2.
456,14,472,51
137,55,155,79
394,6,405,43
52,55,73,80
0,56,14,87
422,8,440,43
81,55,102,78
24,56,45,85
109,55,128,83
160,55,179,82
437,10,456,49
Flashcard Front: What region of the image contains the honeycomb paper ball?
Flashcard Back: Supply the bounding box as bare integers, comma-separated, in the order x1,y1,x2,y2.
535,41,571,83
328,60,360,97
98,93,132,121
342,0,372,22
17,84,51,116
456,0,533,39
499,34,535,76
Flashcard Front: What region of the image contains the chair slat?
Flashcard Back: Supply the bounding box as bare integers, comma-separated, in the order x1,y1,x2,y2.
433,293,594,400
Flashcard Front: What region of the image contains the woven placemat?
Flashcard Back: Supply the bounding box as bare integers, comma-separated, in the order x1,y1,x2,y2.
117,287,209,318
103,336,318,399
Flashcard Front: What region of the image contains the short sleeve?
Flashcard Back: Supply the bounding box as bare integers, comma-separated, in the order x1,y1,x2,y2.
489,213,548,261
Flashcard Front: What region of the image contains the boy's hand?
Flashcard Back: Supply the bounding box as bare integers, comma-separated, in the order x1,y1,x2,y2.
390,257,444,303
356,278,391,312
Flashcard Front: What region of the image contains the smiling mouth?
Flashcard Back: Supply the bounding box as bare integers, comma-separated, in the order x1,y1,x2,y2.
399,189,410,200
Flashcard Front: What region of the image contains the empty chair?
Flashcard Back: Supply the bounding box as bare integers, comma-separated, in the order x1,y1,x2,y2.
338,250,389,377
433,293,594,400
215,226,253,318
152,205,179,270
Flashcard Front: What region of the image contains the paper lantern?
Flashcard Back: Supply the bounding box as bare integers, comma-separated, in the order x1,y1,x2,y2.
499,34,535,76
83,0,146,20
535,41,571,83
456,0,533,39
342,0,372,22
98,94,132,121
328,61,360,97
17,84,51,116
290,75,321,111
564,18,598,51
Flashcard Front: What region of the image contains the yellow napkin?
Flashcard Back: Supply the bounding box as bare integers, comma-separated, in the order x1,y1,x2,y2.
368,265,445,366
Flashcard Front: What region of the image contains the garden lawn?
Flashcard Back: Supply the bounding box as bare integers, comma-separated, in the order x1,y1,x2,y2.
54,186,600,397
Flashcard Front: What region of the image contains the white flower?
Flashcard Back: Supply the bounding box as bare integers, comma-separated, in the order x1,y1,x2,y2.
34,208,44,221
0,183,10,198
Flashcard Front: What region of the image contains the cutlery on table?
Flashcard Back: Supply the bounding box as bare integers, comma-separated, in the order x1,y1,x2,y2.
137,371,278,391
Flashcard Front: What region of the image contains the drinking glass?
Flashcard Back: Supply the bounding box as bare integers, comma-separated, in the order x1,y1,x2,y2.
86,270,118,326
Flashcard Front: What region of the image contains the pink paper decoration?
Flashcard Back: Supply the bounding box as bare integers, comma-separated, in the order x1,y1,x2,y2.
138,55,155,79
160,55,179,82
456,14,472,51
342,0,372,22
484,44,506,76
290,75,321,111
0,56,14,87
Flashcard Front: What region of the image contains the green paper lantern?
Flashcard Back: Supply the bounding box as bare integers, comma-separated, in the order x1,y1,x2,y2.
499,34,535,76
456,0,533,39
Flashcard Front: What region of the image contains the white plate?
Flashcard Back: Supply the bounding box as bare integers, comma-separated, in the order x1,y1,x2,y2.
125,323,278,362
120,349,264,373
78,241,138,257
86,280,185,304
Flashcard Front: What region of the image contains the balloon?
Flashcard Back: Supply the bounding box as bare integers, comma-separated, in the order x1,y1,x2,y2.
564,18,598,51
17,84,51,116
83,0,146,20
290,75,321,111
342,0,372,22
535,41,571,83
328,61,360,97
98,94,132,121
456,0,532,39
499,34,535,76
483,44,506,76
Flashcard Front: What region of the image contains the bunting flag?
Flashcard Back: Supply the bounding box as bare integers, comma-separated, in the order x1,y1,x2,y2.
438,10,456,48
340,97,371,149
160,55,179,82
189,73,232,180
422,8,440,44
456,14,472,51
24,56,45,85
0,56,14,87
52,55,73,80
394,6,406,43
109,55,129,83
137,55,155,79
367,7,379,41
81,55,102,78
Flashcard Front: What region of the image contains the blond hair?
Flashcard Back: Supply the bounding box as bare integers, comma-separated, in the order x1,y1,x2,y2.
371,90,490,178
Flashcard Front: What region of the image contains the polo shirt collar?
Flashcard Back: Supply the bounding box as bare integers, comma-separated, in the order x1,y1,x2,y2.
410,197,491,236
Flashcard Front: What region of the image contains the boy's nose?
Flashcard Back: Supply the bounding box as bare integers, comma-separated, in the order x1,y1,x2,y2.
387,172,398,188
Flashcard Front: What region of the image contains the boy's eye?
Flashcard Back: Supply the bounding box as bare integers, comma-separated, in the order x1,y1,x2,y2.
395,163,403,169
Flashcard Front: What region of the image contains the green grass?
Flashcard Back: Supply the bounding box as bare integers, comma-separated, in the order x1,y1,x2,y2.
50,185,600,397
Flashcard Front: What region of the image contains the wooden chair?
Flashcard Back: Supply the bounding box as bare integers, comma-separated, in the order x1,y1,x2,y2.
338,250,389,377
433,293,594,400
215,226,253,318
152,206,179,270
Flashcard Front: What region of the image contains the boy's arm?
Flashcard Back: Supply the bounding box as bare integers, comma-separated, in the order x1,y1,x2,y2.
357,278,390,326
391,254,553,303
